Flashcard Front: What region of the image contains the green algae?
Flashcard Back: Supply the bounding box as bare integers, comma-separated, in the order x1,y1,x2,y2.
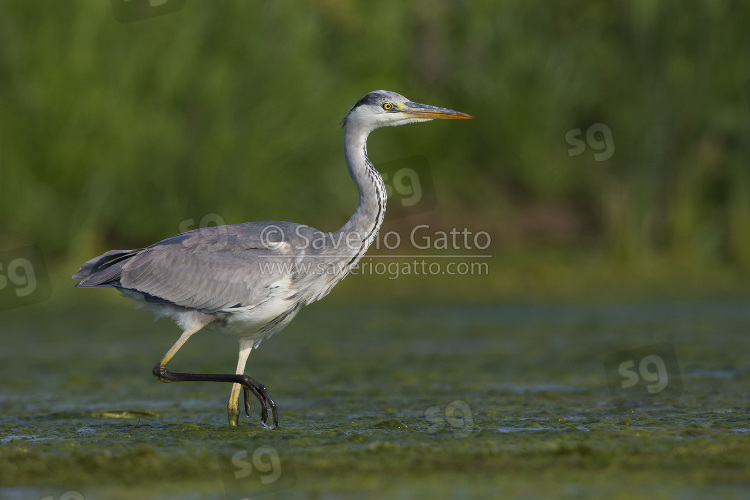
1,299,749,498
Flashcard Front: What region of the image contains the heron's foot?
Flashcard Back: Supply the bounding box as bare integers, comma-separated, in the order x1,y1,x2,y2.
241,377,276,428
243,387,252,418
152,363,170,382
151,364,278,427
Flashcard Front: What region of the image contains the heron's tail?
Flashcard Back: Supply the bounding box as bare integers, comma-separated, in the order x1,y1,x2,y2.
73,249,142,288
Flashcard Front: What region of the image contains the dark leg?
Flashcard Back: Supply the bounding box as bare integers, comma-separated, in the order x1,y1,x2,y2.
153,364,279,427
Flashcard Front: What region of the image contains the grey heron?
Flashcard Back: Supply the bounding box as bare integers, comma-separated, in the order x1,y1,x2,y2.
73,90,472,427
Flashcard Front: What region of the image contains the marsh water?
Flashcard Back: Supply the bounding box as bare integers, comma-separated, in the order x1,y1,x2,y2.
2,297,749,498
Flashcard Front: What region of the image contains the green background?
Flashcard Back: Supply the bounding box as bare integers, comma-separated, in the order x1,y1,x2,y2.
2,1,750,290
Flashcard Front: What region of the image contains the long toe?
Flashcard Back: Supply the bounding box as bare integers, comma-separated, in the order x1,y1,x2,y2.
240,376,272,425
243,387,252,417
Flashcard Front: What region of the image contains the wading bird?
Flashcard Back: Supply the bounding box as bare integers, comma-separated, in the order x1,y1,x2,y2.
73,90,472,427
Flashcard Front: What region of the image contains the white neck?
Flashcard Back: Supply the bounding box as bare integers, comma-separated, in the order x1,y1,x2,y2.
334,126,387,263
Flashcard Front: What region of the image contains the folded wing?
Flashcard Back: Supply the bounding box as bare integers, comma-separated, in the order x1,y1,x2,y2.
73,222,323,313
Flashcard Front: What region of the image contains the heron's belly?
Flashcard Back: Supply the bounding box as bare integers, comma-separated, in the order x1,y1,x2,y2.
121,288,302,342
206,298,302,340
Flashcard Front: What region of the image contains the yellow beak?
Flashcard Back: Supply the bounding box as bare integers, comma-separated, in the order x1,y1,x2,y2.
399,101,473,120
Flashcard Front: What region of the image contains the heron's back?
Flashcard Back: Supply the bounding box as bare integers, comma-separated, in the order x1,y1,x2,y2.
73,221,358,315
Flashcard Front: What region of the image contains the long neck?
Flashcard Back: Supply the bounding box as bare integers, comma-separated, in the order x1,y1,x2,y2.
334,126,387,261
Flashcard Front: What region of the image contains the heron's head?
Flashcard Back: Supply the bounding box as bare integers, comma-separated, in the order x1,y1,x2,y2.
341,90,472,133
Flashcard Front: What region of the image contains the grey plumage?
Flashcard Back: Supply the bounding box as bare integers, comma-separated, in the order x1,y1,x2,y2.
74,222,342,313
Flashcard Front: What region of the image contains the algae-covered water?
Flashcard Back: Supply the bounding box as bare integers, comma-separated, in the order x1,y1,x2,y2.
1,298,749,499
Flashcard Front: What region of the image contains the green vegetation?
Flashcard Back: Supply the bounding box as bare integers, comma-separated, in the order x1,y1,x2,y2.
1,1,750,277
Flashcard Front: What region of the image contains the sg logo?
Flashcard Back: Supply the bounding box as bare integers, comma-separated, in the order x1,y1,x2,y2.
618,355,669,394
111,0,186,23
0,246,51,311
424,400,474,439
178,212,227,234
39,491,84,500
565,123,615,161
604,342,683,401
178,213,231,250
376,156,437,219
219,444,295,499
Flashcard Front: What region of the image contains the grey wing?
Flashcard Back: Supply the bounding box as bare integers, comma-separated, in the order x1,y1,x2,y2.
73,222,324,313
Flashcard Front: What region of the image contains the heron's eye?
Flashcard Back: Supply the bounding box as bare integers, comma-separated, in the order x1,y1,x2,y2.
382,102,394,111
